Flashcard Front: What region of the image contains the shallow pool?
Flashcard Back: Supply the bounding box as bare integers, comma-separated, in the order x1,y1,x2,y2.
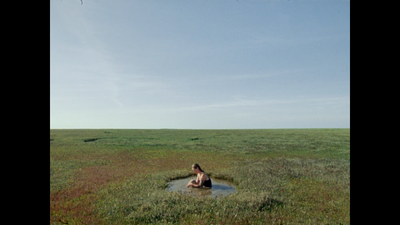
166,177,236,198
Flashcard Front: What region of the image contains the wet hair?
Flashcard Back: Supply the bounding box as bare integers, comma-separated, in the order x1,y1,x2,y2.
192,163,204,172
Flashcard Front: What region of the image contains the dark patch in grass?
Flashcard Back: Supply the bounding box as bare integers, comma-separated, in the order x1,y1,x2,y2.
258,198,284,212
190,137,199,141
50,139,54,141
59,219,68,224
84,138,99,142
287,169,303,179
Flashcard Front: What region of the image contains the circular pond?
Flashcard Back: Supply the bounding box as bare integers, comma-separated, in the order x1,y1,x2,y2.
166,177,236,198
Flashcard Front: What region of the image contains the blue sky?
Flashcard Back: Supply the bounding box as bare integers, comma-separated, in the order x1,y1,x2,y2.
50,0,349,129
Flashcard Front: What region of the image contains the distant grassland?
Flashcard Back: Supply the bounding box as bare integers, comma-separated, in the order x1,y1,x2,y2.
50,129,350,224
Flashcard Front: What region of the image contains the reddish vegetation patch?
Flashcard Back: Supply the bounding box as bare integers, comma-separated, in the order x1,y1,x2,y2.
50,158,140,224
50,165,114,224
50,151,197,224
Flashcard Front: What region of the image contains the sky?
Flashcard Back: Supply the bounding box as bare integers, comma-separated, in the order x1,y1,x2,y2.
50,0,350,129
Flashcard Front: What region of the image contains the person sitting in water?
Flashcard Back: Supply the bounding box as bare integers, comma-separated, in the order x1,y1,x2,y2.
186,163,212,188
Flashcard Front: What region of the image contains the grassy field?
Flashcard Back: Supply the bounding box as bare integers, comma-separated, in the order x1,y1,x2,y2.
50,129,350,224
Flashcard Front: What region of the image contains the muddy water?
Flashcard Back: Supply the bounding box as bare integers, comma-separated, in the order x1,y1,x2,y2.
166,177,236,198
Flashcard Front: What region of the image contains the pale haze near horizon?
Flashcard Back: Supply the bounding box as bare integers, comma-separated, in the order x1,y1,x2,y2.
50,0,350,129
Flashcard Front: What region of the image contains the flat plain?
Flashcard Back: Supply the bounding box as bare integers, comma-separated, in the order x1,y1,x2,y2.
50,129,350,224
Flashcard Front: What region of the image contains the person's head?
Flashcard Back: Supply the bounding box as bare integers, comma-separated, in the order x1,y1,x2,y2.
191,163,204,174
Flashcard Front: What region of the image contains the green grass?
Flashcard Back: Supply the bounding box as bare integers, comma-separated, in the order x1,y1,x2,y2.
50,129,349,224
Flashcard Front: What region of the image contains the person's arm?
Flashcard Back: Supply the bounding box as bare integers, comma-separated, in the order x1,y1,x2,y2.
186,179,197,187
195,174,200,184
187,174,201,187
190,174,205,188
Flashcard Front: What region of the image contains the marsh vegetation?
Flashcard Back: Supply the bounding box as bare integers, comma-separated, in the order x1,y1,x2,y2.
50,129,349,224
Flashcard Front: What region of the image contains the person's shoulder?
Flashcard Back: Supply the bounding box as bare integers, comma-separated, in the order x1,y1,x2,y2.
202,172,209,178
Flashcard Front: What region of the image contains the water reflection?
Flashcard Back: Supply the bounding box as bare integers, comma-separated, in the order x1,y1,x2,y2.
167,177,236,198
